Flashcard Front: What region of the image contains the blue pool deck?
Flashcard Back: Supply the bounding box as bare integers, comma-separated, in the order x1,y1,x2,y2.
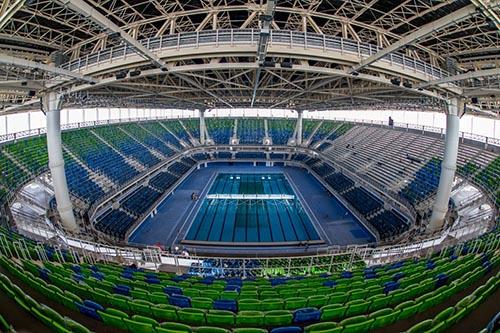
128,163,375,248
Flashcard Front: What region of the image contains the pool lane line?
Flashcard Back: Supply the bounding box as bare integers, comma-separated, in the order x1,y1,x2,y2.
172,170,219,246
283,170,333,245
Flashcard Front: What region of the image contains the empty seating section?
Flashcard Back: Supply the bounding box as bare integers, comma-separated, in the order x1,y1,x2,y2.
309,121,338,146
169,161,191,176
63,151,105,205
302,120,319,142
457,162,480,178
235,152,266,159
94,209,135,240
0,151,28,192
343,187,383,217
0,226,498,333
3,136,48,174
310,162,336,178
268,119,295,145
474,157,499,195
238,119,265,144
63,129,139,185
121,124,175,158
150,171,179,192
141,122,183,149
192,153,210,161
369,210,409,240
183,119,200,139
121,186,162,217
93,126,160,167
207,119,234,144
324,173,354,193
162,120,191,144
400,158,442,204
326,124,354,142
182,156,197,167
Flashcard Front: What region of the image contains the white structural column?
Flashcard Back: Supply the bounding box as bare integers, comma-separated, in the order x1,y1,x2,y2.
296,110,304,145
199,109,206,145
429,97,461,232
44,91,78,232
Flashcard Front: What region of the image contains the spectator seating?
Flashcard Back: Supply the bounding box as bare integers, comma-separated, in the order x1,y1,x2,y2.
400,158,442,205
235,152,266,159
94,209,135,240
121,124,175,158
150,172,179,192
140,122,183,149
192,153,210,161
0,151,28,193
302,120,320,142
368,210,409,240
343,187,383,217
310,162,336,178
3,136,48,174
238,119,265,144
309,121,339,146
474,157,499,195
169,162,191,176
0,226,497,333
121,186,162,217
93,126,160,168
206,119,234,145
324,173,354,193
325,124,353,142
162,120,192,144
183,119,201,140
268,119,295,145
63,129,139,185
63,151,105,205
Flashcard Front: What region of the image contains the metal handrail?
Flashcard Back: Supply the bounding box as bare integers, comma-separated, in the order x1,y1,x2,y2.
60,29,449,81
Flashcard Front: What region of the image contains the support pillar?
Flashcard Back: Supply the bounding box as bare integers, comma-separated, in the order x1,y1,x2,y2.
429,97,461,232
297,110,303,145
44,91,78,232
199,109,206,145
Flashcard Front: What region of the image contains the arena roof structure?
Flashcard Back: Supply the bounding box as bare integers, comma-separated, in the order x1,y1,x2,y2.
0,0,499,114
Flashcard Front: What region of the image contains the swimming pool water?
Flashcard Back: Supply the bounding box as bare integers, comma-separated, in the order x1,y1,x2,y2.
185,173,320,243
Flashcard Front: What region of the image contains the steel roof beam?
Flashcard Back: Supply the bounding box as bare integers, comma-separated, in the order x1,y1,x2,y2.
0,53,97,84
350,4,477,74
251,0,276,107
418,68,500,89
0,0,25,30
471,0,500,30
59,0,167,70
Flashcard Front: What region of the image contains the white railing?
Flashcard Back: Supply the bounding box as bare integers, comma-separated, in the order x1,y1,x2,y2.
8,213,497,276
1,115,498,148
61,29,449,81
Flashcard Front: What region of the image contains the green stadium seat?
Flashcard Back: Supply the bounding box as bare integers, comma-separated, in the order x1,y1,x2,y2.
307,295,329,308
406,319,433,333
370,309,400,330
320,304,346,321
305,321,342,333
123,317,155,333
233,328,267,333
261,299,283,311
264,310,293,326
158,321,192,333
236,311,264,327
206,310,235,326
178,308,207,325
151,304,179,321
192,297,214,309
238,299,261,311
195,326,230,333
284,297,307,310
